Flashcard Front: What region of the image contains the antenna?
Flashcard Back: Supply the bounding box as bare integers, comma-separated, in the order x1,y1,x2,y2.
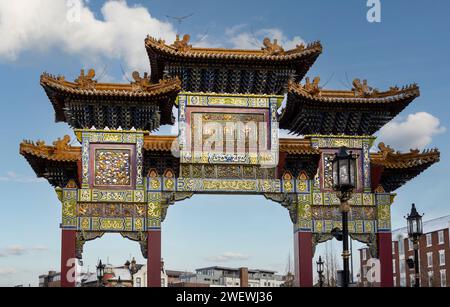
166,13,194,34
120,63,132,83
193,28,210,45
321,72,335,88
249,28,262,48
97,64,108,82
166,13,194,25
344,72,352,89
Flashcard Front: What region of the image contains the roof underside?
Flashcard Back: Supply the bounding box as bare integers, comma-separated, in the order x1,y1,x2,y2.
280,81,420,136
145,35,322,95
40,71,181,130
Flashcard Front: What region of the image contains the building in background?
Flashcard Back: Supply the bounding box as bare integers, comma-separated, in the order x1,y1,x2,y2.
39,261,287,288
359,215,450,287
39,271,61,287
180,266,285,287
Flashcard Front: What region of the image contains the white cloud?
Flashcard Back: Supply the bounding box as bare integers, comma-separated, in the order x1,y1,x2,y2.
205,252,250,263
0,0,177,71
378,112,446,151
0,268,16,276
0,1,305,73
225,25,305,50
0,245,48,257
0,171,44,183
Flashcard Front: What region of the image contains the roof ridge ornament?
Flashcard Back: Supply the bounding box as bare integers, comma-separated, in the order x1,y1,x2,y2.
172,34,192,52
378,142,395,158
352,78,378,97
303,77,321,96
53,135,71,152
75,69,97,90
131,71,151,91
262,37,285,55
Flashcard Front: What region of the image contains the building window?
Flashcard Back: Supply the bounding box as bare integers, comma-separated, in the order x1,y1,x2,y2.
427,252,433,268
439,250,446,266
408,239,413,251
400,276,406,287
440,270,447,287
393,276,397,287
408,256,416,270
398,238,404,255
438,231,445,245
426,233,432,247
409,275,415,287
136,277,141,287
393,259,396,274
428,271,434,287
392,242,396,254
362,249,367,261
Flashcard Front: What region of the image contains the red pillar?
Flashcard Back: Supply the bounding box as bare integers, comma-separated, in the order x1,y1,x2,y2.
377,232,394,287
147,229,162,287
61,229,77,287
294,231,313,287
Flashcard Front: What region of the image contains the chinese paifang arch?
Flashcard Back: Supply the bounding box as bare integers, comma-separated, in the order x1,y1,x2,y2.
20,34,440,287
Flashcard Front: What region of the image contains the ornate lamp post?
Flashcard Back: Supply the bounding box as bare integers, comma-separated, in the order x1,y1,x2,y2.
316,256,325,287
96,259,105,287
406,203,423,288
332,147,357,288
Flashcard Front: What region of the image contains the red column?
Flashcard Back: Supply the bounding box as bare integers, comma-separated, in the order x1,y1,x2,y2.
294,231,313,287
61,230,77,287
147,230,162,287
377,232,394,287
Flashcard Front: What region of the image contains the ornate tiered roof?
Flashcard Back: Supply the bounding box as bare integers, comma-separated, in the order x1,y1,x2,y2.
279,79,420,136
20,136,80,187
41,69,181,130
371,143,440,192
145,35,322,94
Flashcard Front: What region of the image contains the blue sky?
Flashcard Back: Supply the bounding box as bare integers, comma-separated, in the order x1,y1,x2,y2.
0,0,449,286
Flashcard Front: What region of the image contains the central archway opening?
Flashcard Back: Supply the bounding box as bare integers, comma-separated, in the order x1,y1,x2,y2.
163,194,294,287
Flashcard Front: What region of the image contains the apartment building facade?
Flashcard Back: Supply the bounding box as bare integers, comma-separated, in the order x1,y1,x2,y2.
359,215,450,287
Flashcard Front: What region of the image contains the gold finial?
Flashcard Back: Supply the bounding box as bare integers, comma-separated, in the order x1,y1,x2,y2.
75,69,96,89
378,142,395,157
304,76,321,95
131,71,150,91
53,135,71,151
172,34,192,52
352,79,378,97
262,37,285,55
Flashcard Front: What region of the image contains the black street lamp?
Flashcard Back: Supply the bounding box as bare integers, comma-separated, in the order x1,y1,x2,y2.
316,256,324,288
332,147,357,288
96,259,105,287
406,203,424,288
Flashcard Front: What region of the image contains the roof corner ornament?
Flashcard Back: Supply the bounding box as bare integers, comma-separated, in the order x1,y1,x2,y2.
36,140,46,148
131,71,151,91
262,37,285,55
303,77,321,96
53,135,71,152
378,142,395,158
75,69,97,90
172,34,192,52
352,78,378,97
